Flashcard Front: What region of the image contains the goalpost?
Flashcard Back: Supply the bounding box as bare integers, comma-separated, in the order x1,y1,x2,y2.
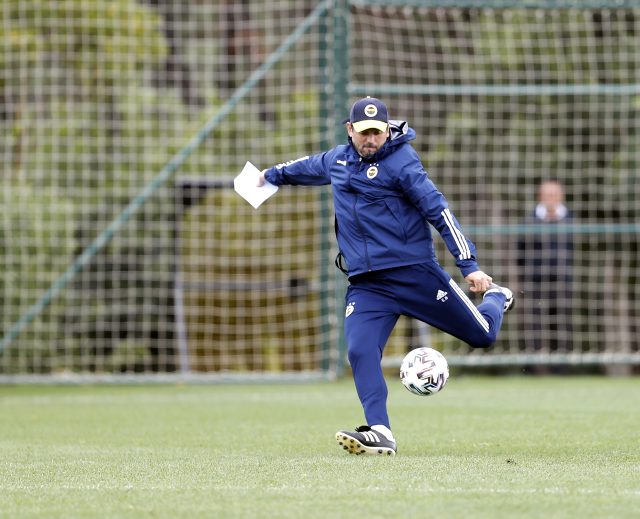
1,0,639,382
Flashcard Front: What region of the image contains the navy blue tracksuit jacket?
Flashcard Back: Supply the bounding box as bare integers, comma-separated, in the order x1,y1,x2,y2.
264,121,480,278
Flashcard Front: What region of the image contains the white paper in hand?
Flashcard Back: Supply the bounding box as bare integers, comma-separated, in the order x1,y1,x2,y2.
234,161,278,209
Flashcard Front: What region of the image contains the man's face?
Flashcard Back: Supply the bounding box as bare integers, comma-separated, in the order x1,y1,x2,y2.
539,181,564,210
347,123,389,159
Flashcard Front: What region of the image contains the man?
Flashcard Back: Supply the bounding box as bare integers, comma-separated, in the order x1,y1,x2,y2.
259,97,514,456
517,180,573,357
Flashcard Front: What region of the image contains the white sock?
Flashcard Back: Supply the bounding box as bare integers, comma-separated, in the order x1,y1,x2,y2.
371,424,395,442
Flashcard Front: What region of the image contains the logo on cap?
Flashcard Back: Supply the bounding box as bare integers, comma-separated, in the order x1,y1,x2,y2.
364,104,378,118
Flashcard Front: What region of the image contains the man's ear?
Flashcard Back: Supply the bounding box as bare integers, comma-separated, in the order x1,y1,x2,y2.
346,122,353,138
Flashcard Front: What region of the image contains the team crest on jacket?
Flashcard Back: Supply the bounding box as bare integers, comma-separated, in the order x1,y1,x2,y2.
366,165,378,179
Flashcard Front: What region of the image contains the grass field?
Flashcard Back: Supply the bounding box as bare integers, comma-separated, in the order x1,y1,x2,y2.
1,376,638,518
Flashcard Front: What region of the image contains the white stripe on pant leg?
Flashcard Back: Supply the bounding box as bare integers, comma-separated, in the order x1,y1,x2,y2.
449,279,490,333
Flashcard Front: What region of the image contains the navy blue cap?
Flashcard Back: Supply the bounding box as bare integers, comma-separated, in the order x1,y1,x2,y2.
348,97,389,133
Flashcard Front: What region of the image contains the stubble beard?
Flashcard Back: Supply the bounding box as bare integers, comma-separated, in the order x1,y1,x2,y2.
357,144,378,159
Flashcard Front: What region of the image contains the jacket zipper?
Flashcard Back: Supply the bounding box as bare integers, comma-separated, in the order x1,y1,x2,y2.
349,154,373,275
352,195,372,271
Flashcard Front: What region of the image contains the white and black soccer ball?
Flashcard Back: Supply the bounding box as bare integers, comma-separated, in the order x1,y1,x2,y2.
400,347,449,396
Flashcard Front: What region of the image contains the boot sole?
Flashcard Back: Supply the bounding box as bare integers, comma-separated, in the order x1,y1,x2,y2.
335,432,396,456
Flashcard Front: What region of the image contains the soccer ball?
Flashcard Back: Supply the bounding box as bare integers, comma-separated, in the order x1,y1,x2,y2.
400,347,449,396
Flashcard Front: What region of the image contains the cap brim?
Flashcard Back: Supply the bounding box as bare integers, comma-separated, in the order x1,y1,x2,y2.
352,120,388,133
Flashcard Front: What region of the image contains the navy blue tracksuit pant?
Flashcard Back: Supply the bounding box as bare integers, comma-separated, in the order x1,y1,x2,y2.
344,262,507,430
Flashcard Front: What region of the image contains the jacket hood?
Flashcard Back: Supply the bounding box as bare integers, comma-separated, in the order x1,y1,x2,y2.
388,120,415,143
348,120,416,162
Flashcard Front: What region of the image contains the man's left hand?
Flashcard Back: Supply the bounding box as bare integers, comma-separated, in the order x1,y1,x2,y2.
465,270,493,293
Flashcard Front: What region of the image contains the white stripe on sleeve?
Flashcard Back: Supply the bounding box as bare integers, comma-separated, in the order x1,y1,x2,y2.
442,208,471,260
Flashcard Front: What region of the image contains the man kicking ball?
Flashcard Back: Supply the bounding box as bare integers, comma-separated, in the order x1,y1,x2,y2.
259,97,514,456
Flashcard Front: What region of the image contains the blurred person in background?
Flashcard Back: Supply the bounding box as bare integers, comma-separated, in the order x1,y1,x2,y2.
517,180,574,369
